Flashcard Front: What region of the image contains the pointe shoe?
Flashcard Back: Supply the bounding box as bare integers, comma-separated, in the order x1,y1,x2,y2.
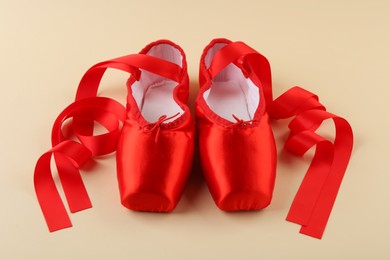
195,38,276,211
34,40,194,232
117,40,195,212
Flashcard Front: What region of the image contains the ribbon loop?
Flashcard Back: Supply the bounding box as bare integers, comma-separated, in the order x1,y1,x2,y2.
269,86,353,239
208,41,258,78
76,54,183,100
34,140,92,232
51,140,92,168
268,86,325,119
285,131,327,156
208,41,273,105
34,52,183,232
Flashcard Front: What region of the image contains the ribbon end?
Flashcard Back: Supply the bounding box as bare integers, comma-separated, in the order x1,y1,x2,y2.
48,222,73,233
69,202,92,213
286,208,311,226
286,216,306,226
299,225,324,240
44,211,73,233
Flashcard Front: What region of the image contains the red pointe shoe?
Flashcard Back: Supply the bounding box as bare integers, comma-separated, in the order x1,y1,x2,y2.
195,38,276,211
196,39,353,239
117,41,194,212
34,40,194,232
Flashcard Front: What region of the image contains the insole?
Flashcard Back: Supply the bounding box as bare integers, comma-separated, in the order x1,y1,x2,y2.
205,80,251,121
141,80,183,123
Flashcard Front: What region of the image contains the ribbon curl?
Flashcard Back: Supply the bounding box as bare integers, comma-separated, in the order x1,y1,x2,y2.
268,86,353,239
34,97,126,232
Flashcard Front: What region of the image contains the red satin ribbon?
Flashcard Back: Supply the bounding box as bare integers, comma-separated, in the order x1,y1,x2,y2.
208,41,273,105
34,97,126,232
34,54,182,232
268,86,353,239
35,43,353,239
197,39,276,211
206,40,353,238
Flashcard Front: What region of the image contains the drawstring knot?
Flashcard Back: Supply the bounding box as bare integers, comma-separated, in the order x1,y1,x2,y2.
232,114,256,127
142,112,180,142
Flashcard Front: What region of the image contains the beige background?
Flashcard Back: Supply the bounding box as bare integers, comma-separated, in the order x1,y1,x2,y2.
1,0,389,259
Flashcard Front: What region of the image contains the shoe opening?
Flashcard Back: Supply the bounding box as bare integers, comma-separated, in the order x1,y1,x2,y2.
131,43,185,123
203,42,260,122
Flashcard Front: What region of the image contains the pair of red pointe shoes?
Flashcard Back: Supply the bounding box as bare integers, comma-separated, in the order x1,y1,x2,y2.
34,39,353,239
120,39,275,212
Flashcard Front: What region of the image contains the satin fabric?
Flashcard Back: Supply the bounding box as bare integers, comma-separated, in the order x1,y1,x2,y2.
116,40,195,212
195,109,276,210
34,38,353,239
34,40,194,231
117,112,194,211
268,86,353,239
196,39,353,239
196,39,277,211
